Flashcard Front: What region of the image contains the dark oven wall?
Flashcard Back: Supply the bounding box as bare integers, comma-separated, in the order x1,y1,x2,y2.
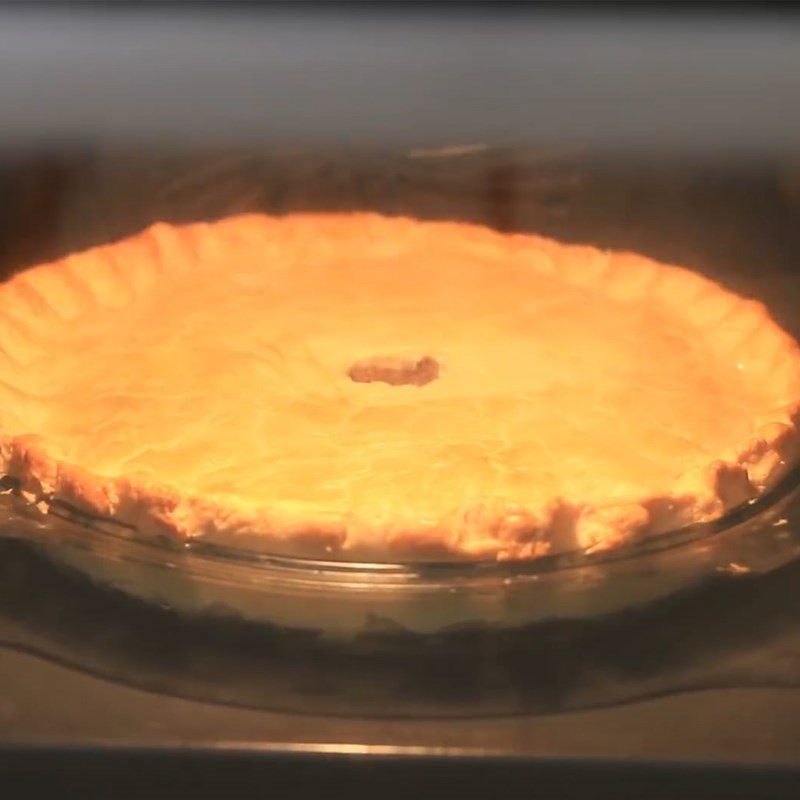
1,148,799,335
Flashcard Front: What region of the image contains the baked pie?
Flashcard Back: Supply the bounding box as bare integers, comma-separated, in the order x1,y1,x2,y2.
1,213,798,562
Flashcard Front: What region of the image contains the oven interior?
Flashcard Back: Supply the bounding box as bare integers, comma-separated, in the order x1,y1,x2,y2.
1,144,800,716
2,7,800,735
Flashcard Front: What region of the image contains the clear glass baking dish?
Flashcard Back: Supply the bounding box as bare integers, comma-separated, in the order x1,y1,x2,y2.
2,465,800,640
2,466,800,716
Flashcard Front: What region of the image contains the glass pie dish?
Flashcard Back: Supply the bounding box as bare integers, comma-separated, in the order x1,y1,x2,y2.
1,465,800,717
2,464,800,640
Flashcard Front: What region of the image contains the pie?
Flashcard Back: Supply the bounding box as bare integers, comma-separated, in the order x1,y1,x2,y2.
1,213,798,562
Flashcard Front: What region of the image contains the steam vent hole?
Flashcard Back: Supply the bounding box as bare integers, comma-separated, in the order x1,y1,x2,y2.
348,355,440,387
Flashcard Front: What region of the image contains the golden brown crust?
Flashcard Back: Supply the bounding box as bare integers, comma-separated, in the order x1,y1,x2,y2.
1,213,799,561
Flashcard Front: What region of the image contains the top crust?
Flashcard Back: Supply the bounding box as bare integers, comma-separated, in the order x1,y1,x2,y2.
1,213,799,561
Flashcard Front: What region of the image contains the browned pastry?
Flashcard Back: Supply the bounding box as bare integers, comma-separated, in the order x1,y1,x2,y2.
1,214,798,561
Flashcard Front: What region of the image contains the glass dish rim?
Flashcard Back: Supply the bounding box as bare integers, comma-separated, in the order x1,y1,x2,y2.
4,463,798,584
